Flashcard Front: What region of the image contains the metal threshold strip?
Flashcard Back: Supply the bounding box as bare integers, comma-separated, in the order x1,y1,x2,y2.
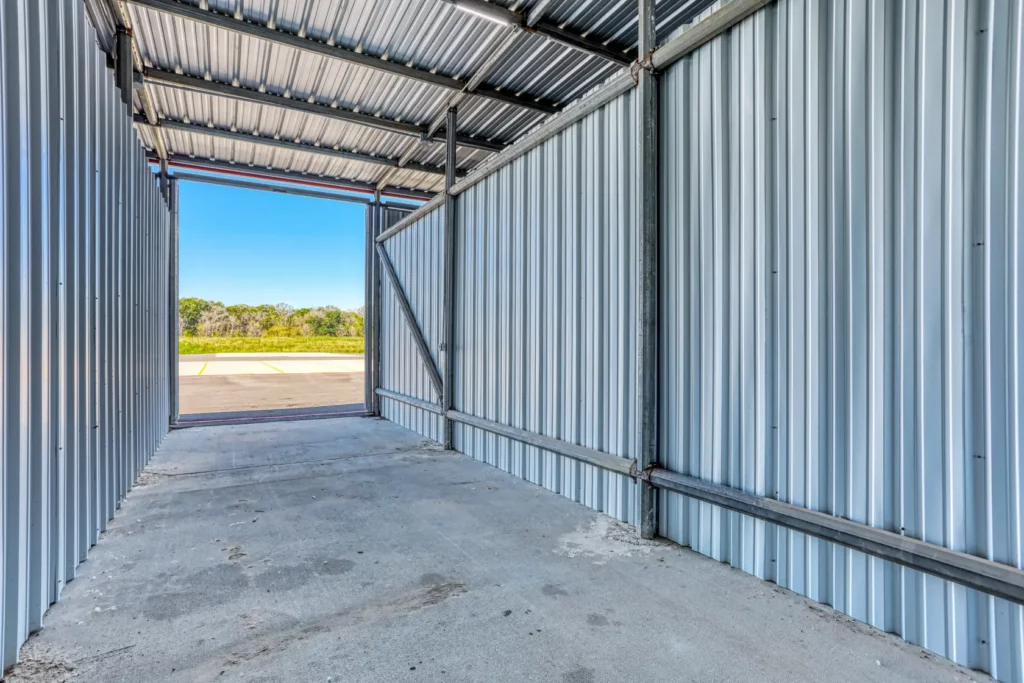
375,387,1024,606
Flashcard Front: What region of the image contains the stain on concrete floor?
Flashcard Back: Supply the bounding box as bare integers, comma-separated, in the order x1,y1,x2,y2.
6,417,990,683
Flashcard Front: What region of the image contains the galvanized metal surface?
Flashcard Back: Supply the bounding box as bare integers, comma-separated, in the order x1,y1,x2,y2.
452,91,641,523
379,205,446,443
442,108,458,449
376,242,444,398
168,171,376,203
1,0,171,670
658,0,1023,680
382,88,641,520
77,0,717,196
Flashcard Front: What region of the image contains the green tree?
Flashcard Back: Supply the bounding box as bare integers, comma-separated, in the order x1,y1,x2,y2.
179,297,211,336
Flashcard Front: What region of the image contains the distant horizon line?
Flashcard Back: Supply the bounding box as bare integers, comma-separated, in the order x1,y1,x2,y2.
179,296,364,311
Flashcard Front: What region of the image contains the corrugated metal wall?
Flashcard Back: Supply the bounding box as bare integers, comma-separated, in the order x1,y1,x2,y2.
379,205,445,441
1,0,170,670
658,0,1023,680
376,0,1024,679
454,92,640,522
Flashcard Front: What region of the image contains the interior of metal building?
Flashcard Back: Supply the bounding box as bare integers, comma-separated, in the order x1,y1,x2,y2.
2,0,1024,680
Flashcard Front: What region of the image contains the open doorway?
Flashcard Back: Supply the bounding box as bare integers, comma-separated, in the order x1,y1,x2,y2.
170,171,415,425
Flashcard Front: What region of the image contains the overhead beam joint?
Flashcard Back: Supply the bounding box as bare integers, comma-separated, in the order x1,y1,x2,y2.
123,0,559,115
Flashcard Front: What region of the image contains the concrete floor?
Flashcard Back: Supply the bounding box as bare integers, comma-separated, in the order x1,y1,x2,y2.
8,418,988,683
179,353,364,417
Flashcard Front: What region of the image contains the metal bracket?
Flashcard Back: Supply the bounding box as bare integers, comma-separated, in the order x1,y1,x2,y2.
630,53,656,84
627,460,656,484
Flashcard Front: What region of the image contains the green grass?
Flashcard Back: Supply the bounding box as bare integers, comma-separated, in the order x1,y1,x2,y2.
179,336,364,355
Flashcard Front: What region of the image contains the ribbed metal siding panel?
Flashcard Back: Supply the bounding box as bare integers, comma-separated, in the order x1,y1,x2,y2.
659,1,1024,680
379,205,445,442
1,0,171,670
455,92,639,523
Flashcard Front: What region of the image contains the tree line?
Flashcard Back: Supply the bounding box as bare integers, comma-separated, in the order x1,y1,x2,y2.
179,298,364,338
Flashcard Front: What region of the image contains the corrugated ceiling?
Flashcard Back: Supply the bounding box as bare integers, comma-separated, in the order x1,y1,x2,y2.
84,0,713,195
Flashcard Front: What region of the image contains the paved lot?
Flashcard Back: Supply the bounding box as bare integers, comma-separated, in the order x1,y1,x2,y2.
179,353,364,418
8,418,988,683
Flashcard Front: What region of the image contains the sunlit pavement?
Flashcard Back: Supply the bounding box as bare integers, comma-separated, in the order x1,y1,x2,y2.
179,352,364,377
178,353,365,417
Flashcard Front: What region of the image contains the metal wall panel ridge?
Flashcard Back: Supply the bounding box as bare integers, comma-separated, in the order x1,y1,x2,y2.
455,91,640,523
658,0,1024,681
379,205,445,442
0,0,172,671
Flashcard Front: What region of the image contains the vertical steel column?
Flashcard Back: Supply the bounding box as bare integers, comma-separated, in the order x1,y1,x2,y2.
168,178,179,424
115,29,132,110
363,203,375,413
441,108,458,450
159,159,169,202
370,191,382,416
636,0,659,539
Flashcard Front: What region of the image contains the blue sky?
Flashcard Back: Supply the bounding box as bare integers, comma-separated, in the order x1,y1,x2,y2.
178,180,368,309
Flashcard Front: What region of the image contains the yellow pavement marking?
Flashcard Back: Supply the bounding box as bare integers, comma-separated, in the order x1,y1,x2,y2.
260,361,286,374
264,359,364,374
197,362,208,376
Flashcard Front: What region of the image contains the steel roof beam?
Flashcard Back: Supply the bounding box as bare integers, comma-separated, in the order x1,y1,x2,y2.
107,0,169,158
135,115,446,176
387,0,566,186
169,171,376,204
144,69,505,154
441,0,633,66
153,154,435,201
123,0,559,115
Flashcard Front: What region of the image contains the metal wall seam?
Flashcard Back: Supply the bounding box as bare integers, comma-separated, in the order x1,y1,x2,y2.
0,0,171,669
658,0,1024,681
379,205,445,442
3,0,32,666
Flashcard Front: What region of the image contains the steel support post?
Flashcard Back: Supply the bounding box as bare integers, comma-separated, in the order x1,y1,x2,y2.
364,201,376,414
158,158,169,202
441,108,458,449
115,29,133,110
167,178,179,425
636,0,658,539
370,191,383,415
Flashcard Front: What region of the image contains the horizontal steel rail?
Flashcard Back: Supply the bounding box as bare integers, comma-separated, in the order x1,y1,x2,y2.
448,0,774,197
375,243,444,399
650,0,772,71
124,0,559,115
445,410,637,478
646,468,1024,606
136,116,446,177
153,155,435,201
412,397,1024,606
449,70,636,196
170,172,374,203
144,69,506,154
375,388,443,416
377,383,1024,606
376,194,446,243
